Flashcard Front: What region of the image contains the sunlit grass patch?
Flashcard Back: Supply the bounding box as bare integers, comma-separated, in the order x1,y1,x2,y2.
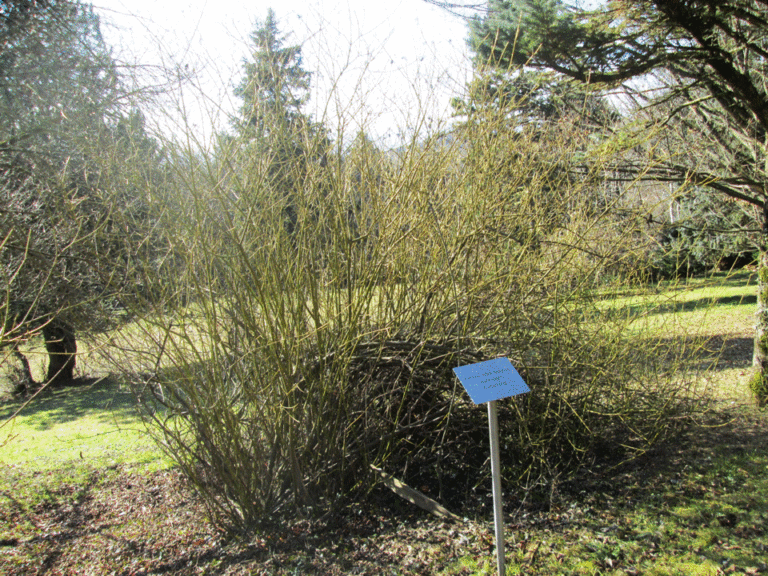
0,377,168,471
600,270,755,337
645,561,720,576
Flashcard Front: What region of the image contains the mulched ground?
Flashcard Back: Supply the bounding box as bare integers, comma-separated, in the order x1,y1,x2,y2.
0,462,498,575
1,401,765,576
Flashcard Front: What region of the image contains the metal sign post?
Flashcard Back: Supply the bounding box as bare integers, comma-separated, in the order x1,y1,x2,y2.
453,358,531,576
487,399,505,576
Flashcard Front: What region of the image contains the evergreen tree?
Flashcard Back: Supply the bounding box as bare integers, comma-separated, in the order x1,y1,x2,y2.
232,9,327,236
235,8,310,140
467,0,768,405
651,188,759,278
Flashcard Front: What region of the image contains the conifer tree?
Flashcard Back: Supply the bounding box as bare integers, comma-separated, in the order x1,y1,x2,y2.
235,8,310,140
233,9,327,236
467,0,768,405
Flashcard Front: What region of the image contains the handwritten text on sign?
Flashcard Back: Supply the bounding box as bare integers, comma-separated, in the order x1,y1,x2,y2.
452,357,530,404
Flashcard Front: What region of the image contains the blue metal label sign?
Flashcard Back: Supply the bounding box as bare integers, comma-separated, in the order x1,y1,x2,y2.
453,357,530,404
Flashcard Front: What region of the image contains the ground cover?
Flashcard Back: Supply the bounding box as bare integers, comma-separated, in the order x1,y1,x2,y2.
0,272,765,575
0,404,764,575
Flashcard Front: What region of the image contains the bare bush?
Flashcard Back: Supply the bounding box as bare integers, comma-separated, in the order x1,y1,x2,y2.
97,66,710,534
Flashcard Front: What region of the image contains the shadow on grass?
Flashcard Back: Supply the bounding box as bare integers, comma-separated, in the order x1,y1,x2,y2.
661,269,757,291
648,334,753,370
619,293,757,319
613,331,752,378
0,376,140,431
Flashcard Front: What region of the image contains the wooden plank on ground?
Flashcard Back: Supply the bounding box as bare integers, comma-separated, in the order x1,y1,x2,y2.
370,464,463,522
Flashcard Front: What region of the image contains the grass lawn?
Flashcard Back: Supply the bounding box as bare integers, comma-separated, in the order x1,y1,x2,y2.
0,376,168,471
602,270,756,338
0,271,766,575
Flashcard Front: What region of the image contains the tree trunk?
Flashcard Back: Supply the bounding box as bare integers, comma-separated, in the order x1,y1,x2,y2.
752,204,768,407
43,320,76,384
11,344,35,392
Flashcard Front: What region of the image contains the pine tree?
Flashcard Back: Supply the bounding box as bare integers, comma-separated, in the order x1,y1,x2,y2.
232,9,327,236
467,0,768,405
235,8,310,140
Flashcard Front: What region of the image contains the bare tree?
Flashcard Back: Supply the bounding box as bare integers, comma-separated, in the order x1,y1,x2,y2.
1,1,166,388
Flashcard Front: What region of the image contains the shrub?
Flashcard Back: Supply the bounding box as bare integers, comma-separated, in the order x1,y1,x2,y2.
109,59,704,534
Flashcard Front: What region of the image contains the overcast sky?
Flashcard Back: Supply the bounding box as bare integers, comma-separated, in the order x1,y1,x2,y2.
92,0,476,145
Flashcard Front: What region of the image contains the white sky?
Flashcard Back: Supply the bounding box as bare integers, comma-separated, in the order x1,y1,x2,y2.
92,0,476,146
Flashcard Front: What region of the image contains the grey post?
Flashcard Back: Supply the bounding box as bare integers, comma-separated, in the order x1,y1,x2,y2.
488,399,505,575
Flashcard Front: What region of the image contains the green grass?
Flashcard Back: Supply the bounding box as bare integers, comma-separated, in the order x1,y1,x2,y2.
443,428,768,575
601,270,756,337
0,377,171,554
0,376,168,471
